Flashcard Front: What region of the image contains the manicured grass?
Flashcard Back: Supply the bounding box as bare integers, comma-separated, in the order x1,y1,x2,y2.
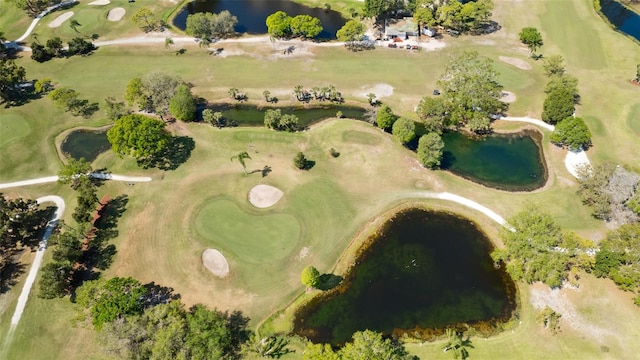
1,0,640,358
628,102,640,136
0,113,31,147
0,0,32,40
195,198,301,263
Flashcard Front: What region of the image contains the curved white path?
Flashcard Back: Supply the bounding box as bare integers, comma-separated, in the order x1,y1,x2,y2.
498,116,556,131
0,173,151,190
13,0,78,42
8,196,65,337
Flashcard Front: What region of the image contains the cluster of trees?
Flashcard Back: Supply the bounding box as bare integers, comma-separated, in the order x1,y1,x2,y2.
31,37,95,62
491,205,595,288
0,194,49,287
577,162,640,224
8,0,62,17
186,10,238,46
107,114,171,162
417,51,507,134
593,223,640,305
411,0,494,33
203,108,235,128
49,87,98,117
0,59,28,105
125,72,196,120
228,87,247,102
303,329,415,360
293,84,343,103
336,19,366,43
264,109,299,132
131,8,164,33
266,11,323,39
75,277,251,359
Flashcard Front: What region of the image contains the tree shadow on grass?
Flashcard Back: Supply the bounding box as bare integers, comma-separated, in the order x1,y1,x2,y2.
0,261,27,293
138,135,195,171
316,273,343,291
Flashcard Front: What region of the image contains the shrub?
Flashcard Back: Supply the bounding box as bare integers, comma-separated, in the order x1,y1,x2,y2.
301,266,320,288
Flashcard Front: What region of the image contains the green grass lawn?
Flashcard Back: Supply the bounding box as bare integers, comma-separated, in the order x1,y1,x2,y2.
1,0,640,358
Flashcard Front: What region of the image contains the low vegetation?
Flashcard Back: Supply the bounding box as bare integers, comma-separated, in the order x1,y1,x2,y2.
594,223,640,305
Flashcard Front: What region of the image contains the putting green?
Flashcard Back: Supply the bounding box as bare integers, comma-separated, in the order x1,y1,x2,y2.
0,114,31,148
195,199,300,264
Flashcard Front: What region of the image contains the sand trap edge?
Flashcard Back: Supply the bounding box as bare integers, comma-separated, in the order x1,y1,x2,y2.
202,248,229,278
248,184,284,208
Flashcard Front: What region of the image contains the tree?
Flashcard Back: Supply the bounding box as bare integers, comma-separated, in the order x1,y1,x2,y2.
303,342,339,360
186,11,238,40
49,87,96,117
45,37,64,57
186,12,212,39
363,0,388,18
246,334,294,358
635,64,640,82
290,15,323,39
545,74,579,104
164,37,173,49
104,96,130,120
543,55,566,77
1,195,47,275
169,84,196,122
72,177,98,224
34,78,53,94
392,118,416,145
8,0,56,17
576,162,616,220
107,114,171,161
264,109,298,132
294,152,309,170
38,261,74,298
301,265,320,288
417,133,444,169
375,104,396,130
595,224,640,302
336,19,366,42
125,72,183,115
58,157,92,189
263,90,271,102
490,205,590,288
210,10,238,39
266,11,292,38
76,277,149,329
131,7,157,32
550,117,591,150
67,37,94,56
442,329,473,360
230,151,251,175
416,96,450,133
541,87,575,124
340,330,411,360
437,51,507,133
184,304,234,359
519,27,543,56
203,109,224,128
31,42,52,62
69,19,81,33
0,59,27,104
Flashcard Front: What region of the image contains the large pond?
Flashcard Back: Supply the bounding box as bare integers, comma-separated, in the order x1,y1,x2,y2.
173,0,348,39
293,208,516,345
441,130,547,191
599,0,640,42
60,129,110,162
206,104,366,127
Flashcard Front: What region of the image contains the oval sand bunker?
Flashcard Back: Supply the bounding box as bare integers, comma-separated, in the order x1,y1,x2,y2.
107,7,125,22
202,249,229,278
248,184,284,208
48,12,73,28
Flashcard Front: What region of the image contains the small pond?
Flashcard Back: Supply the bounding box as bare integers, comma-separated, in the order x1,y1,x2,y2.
61,129,110,162
441,130,546,191
293,208,516,346
599,0,640,42
205,104,366,127
173,0,348,39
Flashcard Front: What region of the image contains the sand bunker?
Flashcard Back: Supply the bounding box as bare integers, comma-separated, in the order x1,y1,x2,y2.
248,184,284,208
502,91,517,103
48,12,73,28
353,83,394,99
499,56,531,70
202,249,229,278
88,0,110,4
107,7,125,22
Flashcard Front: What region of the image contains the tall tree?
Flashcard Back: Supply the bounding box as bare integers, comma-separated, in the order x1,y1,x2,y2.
290,15,323,39
340,330,411,360
230,152,251,175
0,59,27,104
301,265,321,288
58,157,92,189
550,116,591,150
417,133,444,169
392,118,416,145
375,104,396,130
168,84,196,122
336,19,366,42
519,27,543,56
266,11,292,38
131,7,157,32
541,87,575,124
416,96,450,133
107,114,171,161
437,51,507,133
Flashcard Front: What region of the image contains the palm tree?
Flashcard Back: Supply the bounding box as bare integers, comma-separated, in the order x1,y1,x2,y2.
228,88,238,100
230,151,251,175
442,329,473,360
164,37,174,49
263,90,271,103
69,19,81,33
31,32,40,44
293,85,303,101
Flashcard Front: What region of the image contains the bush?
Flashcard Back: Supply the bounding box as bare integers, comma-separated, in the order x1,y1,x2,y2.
329,148,340,158
550,117,591,150
536,306,561,334
375,105,396,130
541,87,574,124
169,84,196,122
391,118,416,145
294,152,309,170
301,266,321,288
417,133,444,169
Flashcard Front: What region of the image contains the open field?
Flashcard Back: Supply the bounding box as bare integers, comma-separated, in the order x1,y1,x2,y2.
1,0,640,358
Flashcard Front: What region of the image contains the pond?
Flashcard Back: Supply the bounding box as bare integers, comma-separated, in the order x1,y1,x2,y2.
293,208,516,345
205,104,366,127
599,0,640,42
441,130,547,191
61,129,110,162
173,0,348,39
